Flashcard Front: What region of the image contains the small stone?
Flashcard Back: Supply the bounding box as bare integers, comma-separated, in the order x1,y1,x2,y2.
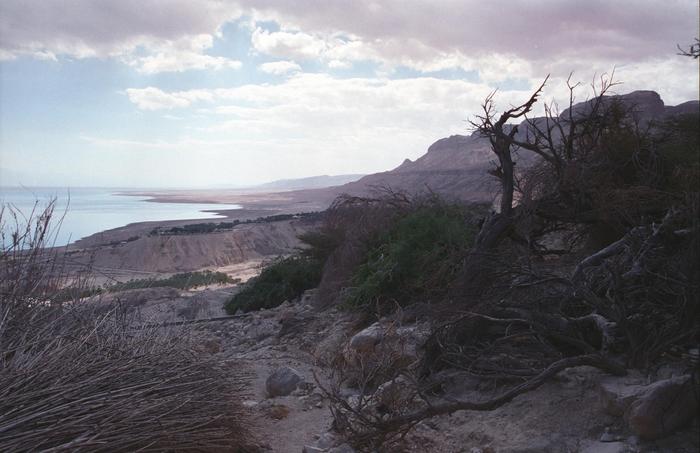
265,366,305,397
242,400,259,408
316,432,338,449
580,441,627,453
302,446,324,453
265,404,289,420
599,427,624,442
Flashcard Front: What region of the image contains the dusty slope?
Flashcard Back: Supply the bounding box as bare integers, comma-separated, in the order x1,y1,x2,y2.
60,219,313,285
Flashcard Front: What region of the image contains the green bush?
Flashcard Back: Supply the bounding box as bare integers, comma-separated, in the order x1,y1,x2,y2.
224,255,322,313
344,203,478,309
109,270,234,292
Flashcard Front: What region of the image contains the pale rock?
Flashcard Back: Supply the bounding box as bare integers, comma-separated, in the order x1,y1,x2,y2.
316,432,339,449
242,400,259,408
580,441,627,453
302,446,324,453
266,366,305,397
348,322,384,353
328,444,355,453
627,375,697,440
598,379,647,416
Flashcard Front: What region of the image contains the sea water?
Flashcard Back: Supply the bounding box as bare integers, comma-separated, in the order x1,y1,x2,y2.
0,187,241,246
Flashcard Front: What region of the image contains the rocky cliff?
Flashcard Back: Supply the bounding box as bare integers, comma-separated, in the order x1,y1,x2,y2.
332,90,698,202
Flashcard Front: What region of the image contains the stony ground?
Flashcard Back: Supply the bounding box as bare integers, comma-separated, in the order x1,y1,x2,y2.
175,289,698,453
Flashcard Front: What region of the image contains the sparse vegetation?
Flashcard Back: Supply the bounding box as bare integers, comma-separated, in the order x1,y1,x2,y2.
150,211,321,236
109,270,235,291
0,204,256,451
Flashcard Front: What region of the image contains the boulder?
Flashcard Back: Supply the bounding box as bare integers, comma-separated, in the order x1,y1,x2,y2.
265,366,305,397
345,321,430,366
599,379,648,416
348,322,385,353
316,432,339,449
627,375,697,440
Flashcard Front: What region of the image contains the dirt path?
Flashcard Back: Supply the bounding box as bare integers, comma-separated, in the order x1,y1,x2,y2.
194,300,344,452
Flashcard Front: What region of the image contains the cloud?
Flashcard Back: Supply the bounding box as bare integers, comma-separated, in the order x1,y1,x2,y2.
251,28,326,60
258,60,302,75
3,0,697,82
125,87,214,110
0,0,242,72
124,34,242,73
242,0,697,64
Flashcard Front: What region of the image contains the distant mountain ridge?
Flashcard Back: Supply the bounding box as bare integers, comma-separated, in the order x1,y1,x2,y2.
332,90,699,202
255,174,364,191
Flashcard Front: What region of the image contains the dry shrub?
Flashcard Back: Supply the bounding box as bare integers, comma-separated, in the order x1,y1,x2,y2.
315,189,413,306
1,202,255,452
319,319,427,451
315,189,484,310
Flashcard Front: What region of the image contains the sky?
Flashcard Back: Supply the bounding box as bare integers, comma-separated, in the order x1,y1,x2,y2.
0,0,698,188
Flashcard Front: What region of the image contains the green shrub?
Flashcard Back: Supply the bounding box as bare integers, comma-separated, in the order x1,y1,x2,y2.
344,203,478,309
109,270,234,292
224,255,322,313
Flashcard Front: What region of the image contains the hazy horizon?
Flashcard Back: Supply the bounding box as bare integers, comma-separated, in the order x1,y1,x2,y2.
1,1,698,188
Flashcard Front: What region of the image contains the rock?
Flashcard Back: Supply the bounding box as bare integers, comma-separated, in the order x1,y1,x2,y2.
599,379,647,416
265,404,290,420
348,322,384,353
580,441,627,453
302,446,324,453
344,321,430,368
300,288,317,305
266,366,305,397
500,436,565,453
627,375,697,440
373,375,424,413
278,312,313,338
242,400,259,408
299,392,324,410
599,427,624,442
316,432,339,449
328,444,355,453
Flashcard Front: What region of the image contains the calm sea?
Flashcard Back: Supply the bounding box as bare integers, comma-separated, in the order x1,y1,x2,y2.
0,187,241,246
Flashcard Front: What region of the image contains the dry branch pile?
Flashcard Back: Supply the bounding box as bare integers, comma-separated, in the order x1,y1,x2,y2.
320,76,699,450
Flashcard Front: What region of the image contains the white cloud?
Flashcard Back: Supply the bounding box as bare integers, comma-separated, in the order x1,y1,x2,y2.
327,59,351,69
122,34,242,74
125,87,214,110
250,28,326,60
258,60,302,75
121,74,517,175
241,0,697,63
0,0,243,73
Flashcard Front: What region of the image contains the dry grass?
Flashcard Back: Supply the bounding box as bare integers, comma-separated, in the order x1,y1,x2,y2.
0,201,256,452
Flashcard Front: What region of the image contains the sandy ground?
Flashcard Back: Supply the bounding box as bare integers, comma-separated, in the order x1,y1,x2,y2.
120,187,339,214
